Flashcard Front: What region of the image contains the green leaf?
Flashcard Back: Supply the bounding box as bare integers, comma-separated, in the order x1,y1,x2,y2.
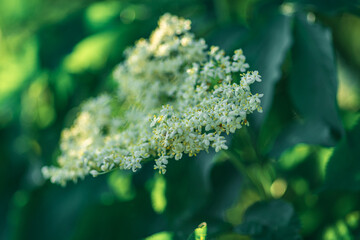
323,121,360,190
270,13,344,157
164,154,213,223
290,14,343,137
164,153,242,239
11,170,165,240
205,159,243,218
270,120,337,158
243,11,293,128
235,200,301,240
71,165,166,240
11,177,111,240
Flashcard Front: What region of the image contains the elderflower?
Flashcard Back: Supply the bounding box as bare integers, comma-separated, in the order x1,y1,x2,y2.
42,14,263,185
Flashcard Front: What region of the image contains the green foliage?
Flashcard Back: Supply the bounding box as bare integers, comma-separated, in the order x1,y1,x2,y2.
187,222,207,240
324,121,360,190
1,0,360,239
235,200,301,240
243,11,293,128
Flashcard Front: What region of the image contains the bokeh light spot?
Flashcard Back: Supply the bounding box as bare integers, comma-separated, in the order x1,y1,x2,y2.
150,174,167,214
279,144,310,170
346,211,360,229
64,31,118,73
270,178,287,199
144,231,173,240
121,7,136,24
108,171,135,201
85,2,122,30
292,178,309,196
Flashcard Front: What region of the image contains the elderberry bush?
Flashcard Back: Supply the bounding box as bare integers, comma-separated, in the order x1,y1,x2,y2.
42,14,263,186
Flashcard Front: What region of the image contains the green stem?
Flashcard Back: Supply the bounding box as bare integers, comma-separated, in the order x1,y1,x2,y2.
224,150,270,200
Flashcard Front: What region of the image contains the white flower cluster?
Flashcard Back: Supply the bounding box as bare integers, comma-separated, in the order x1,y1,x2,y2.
114,13,207,109
42,14,263,185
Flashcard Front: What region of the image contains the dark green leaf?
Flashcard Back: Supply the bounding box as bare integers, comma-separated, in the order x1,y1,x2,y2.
244,11,293,129
164,152,242,239
289,14,343,139
72,184,165,240
164,154,213,222
12,177,109,240
235,199,301,240
270,119,337,158
205,159,243,218
323,121,360,190
270,13,344,157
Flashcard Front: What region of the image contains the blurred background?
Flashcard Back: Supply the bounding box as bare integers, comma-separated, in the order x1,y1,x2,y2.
0,0,360,239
